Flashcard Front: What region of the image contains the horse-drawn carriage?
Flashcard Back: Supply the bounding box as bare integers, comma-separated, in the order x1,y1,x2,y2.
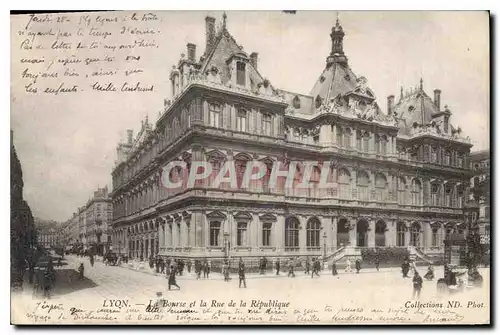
104,252,119,266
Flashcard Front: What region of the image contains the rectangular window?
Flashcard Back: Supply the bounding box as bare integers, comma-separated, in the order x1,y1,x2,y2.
236,62,246,86
237,222,247,246
237,109,247,132
262,222,272,246
262,113,272,136
209,103,221,128
209,221,221,246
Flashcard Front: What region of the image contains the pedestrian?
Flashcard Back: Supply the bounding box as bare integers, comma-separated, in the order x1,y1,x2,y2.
222,261,230,282
90,255,94,267
345,258,352,273
412,271,423,300
168,266,180,290
43,266,55,299
187,260,192,274
238,258,246,288
275,259,280,275
314,259,321,277
424,264,434,281
374,255,380,272
355,259,361,274
203,260,210,279
195,260,202,279
287,258,295,278
401,259,410,278
305,258,310,275
332,262,338,276
311,258,318,278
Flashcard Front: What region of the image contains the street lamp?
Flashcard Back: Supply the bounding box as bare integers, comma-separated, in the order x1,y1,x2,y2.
224,232,230,259
323,232,327,266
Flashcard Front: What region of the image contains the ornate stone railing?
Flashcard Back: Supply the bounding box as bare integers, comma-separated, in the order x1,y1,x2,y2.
400,127,472,144
164,73,286,115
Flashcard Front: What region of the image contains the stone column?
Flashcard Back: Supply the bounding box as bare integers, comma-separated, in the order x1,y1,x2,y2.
332,125,337,145
349,218,357,246
321,216,332,253
159,224,165,250
319,124,330,146
299,215,307,251
166,222,172,247
331,217,338,251
254,214,260,247
404,223,410,247
368,219,376,247
275,215,285,252
423,222,432,250
188,218,194,248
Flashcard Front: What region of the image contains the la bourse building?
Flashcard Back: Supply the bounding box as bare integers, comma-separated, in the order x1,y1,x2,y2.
110,15,474,263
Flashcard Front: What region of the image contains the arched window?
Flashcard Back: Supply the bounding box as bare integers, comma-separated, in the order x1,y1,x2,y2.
357,170,370,201
375,173,388,201
457,186,464,208
444,150,451,165
343,128,352,149
285,217,300,250
237,222,248,246
235,155,250,190
397,222,406,246
431,147,438,163
209,103,221,128
445,224,454,240
209,221,221,246
410,222,421,247
363,132,370,152
309,166,321,198
431,183,441,206
457,153,464,168
457,224,466,237
398,177,407,205
411,179,422,205
356,130,362,150
338,168,351,199
236,109,247,132
306,217,321,249
431,224,440,247
445,184,453,207
380,135,387,155
336,125,343,146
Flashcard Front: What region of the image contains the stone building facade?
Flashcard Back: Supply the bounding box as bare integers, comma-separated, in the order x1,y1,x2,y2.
470,150,490,244
111,14,474,261
61,186,113,255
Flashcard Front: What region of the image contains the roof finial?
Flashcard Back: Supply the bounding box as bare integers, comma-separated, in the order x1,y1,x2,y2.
419,77,423,90
336,11,340,26
400,86,404,101
222,11,227,31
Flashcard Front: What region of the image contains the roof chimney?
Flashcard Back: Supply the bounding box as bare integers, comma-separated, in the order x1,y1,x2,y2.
187,43,196,62
433,89,441,110
126,129,133,145
250,52,258,70
387,95,395,115
205,16,216,54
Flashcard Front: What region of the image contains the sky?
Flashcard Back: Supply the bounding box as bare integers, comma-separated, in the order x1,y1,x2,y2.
10,11,490,222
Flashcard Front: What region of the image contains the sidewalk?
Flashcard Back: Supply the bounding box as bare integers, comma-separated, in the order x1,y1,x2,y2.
115,260,427,281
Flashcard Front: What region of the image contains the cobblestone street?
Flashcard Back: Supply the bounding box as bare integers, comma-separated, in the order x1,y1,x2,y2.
14,255,490,316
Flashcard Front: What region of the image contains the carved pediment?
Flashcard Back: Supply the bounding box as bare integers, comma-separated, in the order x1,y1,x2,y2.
234,212,252,221
259,213,277,222
207,210,227,220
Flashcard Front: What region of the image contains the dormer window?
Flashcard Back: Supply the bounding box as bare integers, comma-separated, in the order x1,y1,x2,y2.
315,95,323,109
237,109,247,132
293,95,301,109
262,113,272,136
236,62,246,86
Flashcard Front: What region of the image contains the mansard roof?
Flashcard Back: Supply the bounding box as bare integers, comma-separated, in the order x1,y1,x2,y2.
199,17,264,89
394,88,440,129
